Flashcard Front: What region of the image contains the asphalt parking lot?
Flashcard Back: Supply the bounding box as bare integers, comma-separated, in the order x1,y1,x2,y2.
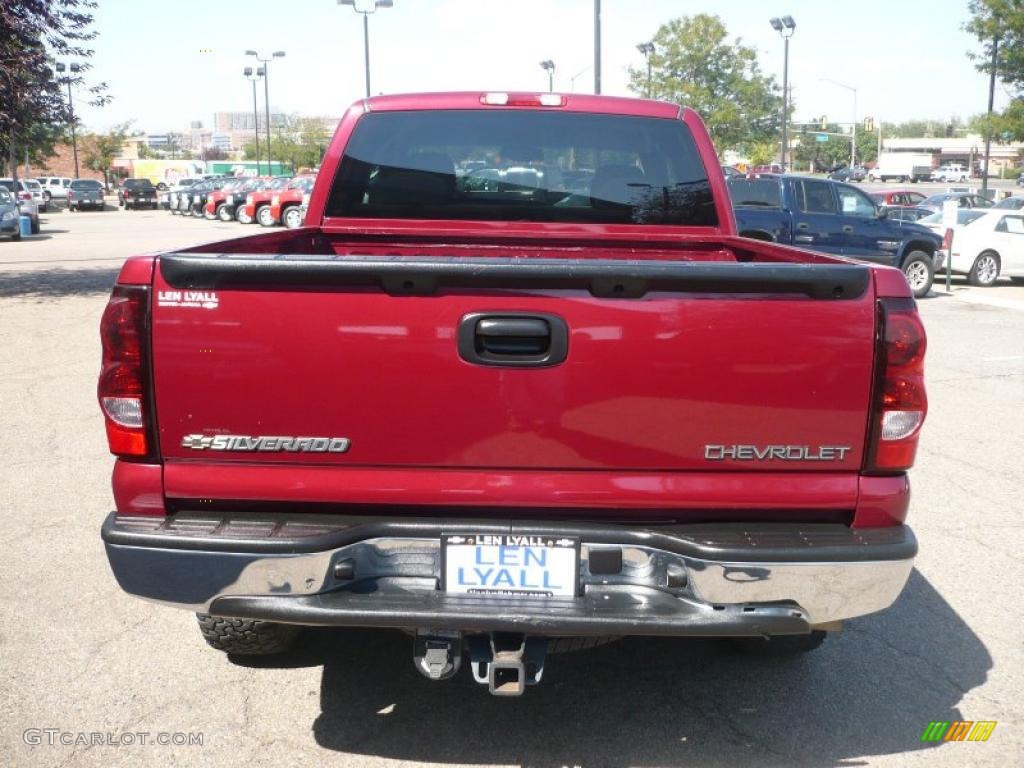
1,207,1022,767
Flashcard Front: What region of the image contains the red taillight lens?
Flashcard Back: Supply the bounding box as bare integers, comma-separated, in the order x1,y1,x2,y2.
865,298,927,473
98,286,153,457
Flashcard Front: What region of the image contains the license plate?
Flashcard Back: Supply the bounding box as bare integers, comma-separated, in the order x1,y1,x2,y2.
443,534,578,597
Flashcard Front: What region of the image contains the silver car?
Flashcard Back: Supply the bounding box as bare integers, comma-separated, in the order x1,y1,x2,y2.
0,179,40,234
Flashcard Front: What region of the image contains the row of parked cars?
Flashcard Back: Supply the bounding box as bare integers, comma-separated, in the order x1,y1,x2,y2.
160,174,316,228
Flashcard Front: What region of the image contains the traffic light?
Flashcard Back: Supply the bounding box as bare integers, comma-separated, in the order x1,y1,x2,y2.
820,115,828,129
863,116,874,133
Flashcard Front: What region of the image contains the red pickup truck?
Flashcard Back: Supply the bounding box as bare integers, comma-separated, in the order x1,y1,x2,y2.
267,174,316,228
99,92,926,697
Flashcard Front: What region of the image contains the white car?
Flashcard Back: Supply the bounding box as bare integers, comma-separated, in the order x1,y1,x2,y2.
23,179,49,212
931,165,970,183
931,209,1024,286
37,176,73,202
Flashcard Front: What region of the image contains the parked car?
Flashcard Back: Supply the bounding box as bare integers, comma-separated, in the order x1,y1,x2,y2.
721,165,742,178
0,185,21,241
827,165,867,182
37,176,73,202
869,189,928,208
118,178,158,210
241,176,292,225
267,175,316,228
99,93,927,691
994,195,1024,210
187,177,230,217
916,208,986,238
23,179,49,212
931,164,970,183
729,174,943,297
161,178,198,211
918,192,994,213
932,208,1024,286
0,178,41,234
220,177,269,222
68,178,106,211
884,206,934,223
203,178,248,220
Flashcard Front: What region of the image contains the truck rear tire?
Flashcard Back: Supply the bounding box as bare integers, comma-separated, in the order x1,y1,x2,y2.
902,251,934,298
731,631,827,656
196,613,300,656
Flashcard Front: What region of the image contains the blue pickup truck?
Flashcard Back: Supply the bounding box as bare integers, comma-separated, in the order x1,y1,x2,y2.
729,175,942,297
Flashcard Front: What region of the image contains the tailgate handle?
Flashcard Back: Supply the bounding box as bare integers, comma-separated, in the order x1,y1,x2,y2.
458,313,568,367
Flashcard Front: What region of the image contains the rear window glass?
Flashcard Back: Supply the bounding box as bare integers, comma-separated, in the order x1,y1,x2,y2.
728,178,781,208
70,180,102,190
124,179,154,188
326,110,718,226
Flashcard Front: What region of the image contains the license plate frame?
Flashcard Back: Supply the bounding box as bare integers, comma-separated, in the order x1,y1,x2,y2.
441,534,580,598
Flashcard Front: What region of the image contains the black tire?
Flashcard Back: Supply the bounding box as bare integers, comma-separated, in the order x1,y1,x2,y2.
30,218,40,235
901,251,934,298
731,631,827,656
546,636,620,654
195,613,300,656
1010,276,1024,285
969,250,1000,287
10,230,21,242
217,204,233,222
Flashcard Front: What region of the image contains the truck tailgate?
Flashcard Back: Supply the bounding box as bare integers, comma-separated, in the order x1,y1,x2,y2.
151,253,876,487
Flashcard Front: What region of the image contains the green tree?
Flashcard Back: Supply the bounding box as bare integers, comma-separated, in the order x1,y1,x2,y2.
964,1,1024,144
81,122,129,188
1,1,109,182
628,14,782,153
791,125,850,172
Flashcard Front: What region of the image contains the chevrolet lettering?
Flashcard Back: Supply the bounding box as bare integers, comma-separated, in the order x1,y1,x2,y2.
704,445,854,461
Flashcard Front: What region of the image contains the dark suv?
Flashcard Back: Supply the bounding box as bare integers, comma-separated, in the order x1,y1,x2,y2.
118,179,158,210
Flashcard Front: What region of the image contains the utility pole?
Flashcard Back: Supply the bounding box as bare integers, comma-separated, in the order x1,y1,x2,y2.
770,17,796,168
982,36,998,193
637,42,655,98
594,0,601,94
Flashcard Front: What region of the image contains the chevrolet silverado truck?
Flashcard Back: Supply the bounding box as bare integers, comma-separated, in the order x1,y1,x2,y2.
730,174,942,298
99,92,927,697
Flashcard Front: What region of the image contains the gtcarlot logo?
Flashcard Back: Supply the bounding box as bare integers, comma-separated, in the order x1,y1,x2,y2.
23,729,204,747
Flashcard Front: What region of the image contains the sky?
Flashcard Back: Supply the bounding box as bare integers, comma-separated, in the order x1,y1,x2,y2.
70,0,1011,135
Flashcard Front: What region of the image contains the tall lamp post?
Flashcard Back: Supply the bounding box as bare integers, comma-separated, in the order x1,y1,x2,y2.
338,0,393,98
245,50,285,173
769,16,795,169
636,42,655,98
822,77,858,168
54,62,81,178
243,67,263,175
539,60,555,92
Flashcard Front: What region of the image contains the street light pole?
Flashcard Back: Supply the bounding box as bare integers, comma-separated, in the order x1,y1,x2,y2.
594,0,601,94
55,62,82,178
982,35,999,193
540,60,555,92
769,17,795,169
246,50,285,174
244,67,262,175
822,77,858,168
338,0,394,98
636,42,655,98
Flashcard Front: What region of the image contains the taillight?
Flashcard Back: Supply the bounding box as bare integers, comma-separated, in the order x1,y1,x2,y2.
480,92,565,107
865,298,927,473
98,286,154,458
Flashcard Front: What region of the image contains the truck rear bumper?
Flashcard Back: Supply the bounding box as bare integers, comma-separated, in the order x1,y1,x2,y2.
101,512,916,636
